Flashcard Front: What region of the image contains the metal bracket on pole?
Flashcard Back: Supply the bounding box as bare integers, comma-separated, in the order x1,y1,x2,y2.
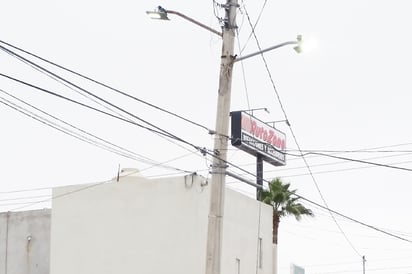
226,171,263,189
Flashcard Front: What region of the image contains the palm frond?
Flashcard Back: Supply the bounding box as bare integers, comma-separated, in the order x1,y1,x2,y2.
259,177,314,220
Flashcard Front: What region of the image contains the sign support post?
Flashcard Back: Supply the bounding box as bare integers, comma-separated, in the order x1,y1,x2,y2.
256,154,263,199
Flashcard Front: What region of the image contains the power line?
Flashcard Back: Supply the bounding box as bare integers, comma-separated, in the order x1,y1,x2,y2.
0,43,217,166
0,97,142,161
226,150,412,176
8,179,112,211
314,265,412,274
2,118,410,245
0,91,195,173
0,47,196,147
0,88,189,172
239,0,268,54
0,199,51,208
3,40,411,191
287,149,412,153
0,95,198,178
1,73,216,175
293,192,412,244
209,149,412,243
0,186,52,194
0,42,409,247
235,32,251,110
279,159,412,179
241,5,362,257
4,67,398,247
0,73,188,143
0,152,201,197
283,142,412,163
0,45,129,122
0,194,51,203
300,256,412,268
0,40,212,133
297,152,412,172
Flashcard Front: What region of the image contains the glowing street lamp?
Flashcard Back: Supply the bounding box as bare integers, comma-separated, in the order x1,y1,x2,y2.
235,35,303,62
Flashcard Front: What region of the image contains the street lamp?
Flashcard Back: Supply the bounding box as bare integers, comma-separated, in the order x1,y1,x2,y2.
147,4,302,274
146,6,222,37
146,6,169,20
235,35,303,62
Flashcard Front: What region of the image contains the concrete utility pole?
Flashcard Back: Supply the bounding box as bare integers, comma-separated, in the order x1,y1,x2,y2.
146,5,303,274
205,0,238,274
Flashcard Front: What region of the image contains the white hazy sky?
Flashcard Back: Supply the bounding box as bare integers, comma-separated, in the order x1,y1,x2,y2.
1,1,412,273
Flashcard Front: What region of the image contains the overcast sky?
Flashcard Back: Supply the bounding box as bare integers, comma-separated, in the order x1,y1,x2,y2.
1,1,412,273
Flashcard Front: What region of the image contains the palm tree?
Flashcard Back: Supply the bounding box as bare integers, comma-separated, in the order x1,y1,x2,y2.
260,178,314,244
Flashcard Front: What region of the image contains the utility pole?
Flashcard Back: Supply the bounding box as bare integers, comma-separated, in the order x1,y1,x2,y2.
147,4,302,274
205,1,238,274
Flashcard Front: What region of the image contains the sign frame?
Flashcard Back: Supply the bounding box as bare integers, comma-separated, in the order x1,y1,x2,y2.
231,111,286,166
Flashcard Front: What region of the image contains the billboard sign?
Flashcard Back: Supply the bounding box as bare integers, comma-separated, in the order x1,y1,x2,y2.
231,111,286,166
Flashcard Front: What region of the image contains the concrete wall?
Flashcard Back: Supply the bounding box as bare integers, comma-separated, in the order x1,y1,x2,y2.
0,209,51,274
50,174,273,274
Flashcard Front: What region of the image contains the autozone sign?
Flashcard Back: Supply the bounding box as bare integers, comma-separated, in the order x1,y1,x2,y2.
231,111,286,166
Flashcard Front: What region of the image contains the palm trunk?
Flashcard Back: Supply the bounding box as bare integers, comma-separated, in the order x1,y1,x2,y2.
272,211,280,244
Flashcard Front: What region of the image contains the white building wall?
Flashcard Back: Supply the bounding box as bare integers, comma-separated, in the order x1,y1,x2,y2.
50,174,272,274
0,209,51,274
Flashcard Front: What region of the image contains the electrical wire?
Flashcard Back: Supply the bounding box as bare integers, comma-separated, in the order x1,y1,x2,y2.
0,45,129,123
277,151,412,172
2,117,410,245
287,149,412,153
239,0,268,54
279,159,412,179
0,153,202,198
235,32,251,110
314,265,412,274
8,179,112,211
208,150,412,244
0,40,212,133
0,89,189,173
7,39,411,184
0,97,142,161
241,5,362,257
0,47,197,147
0,40,410,246
297,152,412,172
0,41,217,171
0,200,51,207
0,195,51,203
283,142,412,163
0,91,195,172
224,150,412,176
0,186,52,194
0,73,192,145
0,74,219,178
294,192,412,244
3,77,402,249
2,100,193,175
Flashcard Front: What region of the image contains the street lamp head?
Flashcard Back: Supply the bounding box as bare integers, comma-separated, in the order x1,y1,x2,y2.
293,35,303,54
294,35,318,53
146,6,169,20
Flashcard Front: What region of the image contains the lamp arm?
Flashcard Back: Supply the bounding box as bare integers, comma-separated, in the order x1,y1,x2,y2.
166,10,223,37
234,40,298,62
